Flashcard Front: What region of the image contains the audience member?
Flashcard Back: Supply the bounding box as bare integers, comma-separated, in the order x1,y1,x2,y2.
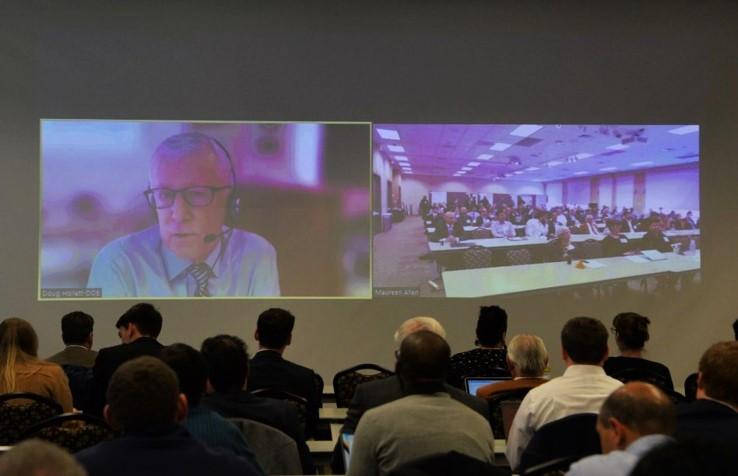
476,334,548,399
448,306,511,388
247,308,321,437
525,212,547,238
601,220,632,257
47,311,97,367
0,439,87,476
604,312,673,391
566,382,676,476
491,210,514,238
675,341,738,455
0,317,73,412
639,219,672,253
430,211,466,243
90,303,164,414
348,331,495,476
159,343,263,473
200,334,314,474
76,357,261,476
547,226,579,262
577,214,600,235
506,317,623,470
47,311,97,411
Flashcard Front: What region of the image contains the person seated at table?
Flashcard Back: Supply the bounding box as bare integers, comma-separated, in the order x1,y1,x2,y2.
448,305,511,388
0,317,73,412
430,211,466,243
622,210,638,233
473,207,493,228
525,211,547,238
467,206,480,224
491,209,515,238
682,211,698,229
546,227,580,262
639,219,673,253
602,219,634,257
457,206,472,226
476,334,548,399
576,214,601,235
604,312,674,391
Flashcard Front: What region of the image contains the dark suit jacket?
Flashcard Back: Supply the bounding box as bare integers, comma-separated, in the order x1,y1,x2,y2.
75,424,262,476
676,399,738,454
341,375,489,434
429,218,467,242
246,350,321,437
203,390,314,474
47,346,98,368
91,337,163,415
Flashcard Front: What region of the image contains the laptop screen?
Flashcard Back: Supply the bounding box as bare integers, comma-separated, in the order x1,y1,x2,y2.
465,377,511,395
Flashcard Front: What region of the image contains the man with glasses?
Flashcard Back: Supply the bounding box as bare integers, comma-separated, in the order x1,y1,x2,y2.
87,132,280,297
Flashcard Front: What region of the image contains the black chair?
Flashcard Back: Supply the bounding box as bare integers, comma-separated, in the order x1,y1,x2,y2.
61,364,94,412
607,367,684,402
518,413,600,474
388,450,510,476
21,412,115,453
250,388,309,437
333,364,394,408
0,392,63,445
521,455,581,476
684,372,698,401
486,388,533,439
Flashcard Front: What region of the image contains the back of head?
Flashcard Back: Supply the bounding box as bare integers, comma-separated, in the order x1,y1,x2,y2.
0,439,87,476
733,318,738,341
599,382,676,436
61,311,94,346
612,312,650,351
0,318,38,392
507,334,548,377
561,317,609,365
115,302,163,338
476,305,508,346
161,343,207,407
393,316,446,348
698,341,738,407
397,330,451,391
200,334,249,393
256,308,295,349
106,356,179,432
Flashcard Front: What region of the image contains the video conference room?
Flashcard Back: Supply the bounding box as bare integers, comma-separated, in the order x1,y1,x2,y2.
2,1,737,476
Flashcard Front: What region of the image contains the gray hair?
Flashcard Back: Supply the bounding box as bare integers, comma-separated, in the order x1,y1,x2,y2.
0,439,87,476
393,316,446,347
507,334,548,377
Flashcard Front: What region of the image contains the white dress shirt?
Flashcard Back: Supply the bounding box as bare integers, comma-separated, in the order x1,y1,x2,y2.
491,220,515,238
585,222,599,235
525,218,547,238
505,365,623,471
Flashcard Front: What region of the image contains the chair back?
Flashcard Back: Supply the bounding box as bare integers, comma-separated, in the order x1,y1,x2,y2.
61,364,94,412
462,246,494,269
469,228,493,239
506,248,532,266
21,412,115,453
229,417,301,475
485,388,532,439
249,388,308,437
684,372,698,402
608,367,672,394
521,455,582,476
0,393,63,445
333,364,394,408
388,450,507,476
577,240,603,259
518,413,600,473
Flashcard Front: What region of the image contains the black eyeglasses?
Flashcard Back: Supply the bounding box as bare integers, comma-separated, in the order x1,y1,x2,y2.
144,186,231,209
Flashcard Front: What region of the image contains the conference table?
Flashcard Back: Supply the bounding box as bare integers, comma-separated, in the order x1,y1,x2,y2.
442,251,701,298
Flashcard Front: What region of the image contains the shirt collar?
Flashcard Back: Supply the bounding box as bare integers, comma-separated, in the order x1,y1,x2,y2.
563,364,607,378
161,235,223,283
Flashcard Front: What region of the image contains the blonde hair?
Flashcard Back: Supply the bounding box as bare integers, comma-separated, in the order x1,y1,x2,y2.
394,317,446,347
0,318,39,393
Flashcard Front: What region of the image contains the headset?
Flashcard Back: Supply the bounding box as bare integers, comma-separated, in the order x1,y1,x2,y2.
145,133,241,229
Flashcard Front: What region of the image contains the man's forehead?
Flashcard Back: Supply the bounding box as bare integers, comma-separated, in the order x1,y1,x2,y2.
150,144,231,183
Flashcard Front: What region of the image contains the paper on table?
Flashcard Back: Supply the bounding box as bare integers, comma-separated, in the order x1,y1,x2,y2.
583,260,606,269
625,255,650,263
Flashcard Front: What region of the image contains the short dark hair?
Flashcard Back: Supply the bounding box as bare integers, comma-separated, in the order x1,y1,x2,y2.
733,318,738,341
599,382,676,436
160,343,207,407
115,303,163,338
200,335,249,393
476,305,508,346
61,311,94,346
397,330,451,390
561,317,609,364
256,308,295,349
698,341,738,407
612,312,650,351
106,356,179,432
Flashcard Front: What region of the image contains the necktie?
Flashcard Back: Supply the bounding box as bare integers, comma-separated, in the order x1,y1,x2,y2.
188,263,212,297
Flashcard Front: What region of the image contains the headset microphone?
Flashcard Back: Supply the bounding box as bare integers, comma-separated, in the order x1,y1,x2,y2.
204,229,228,244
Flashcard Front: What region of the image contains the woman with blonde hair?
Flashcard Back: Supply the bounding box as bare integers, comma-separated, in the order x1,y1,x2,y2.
0,317,73,412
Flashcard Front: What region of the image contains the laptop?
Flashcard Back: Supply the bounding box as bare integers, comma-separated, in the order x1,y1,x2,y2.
464,376,511,396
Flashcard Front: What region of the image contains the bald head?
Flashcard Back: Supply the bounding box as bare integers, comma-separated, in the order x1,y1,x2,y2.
599,382,675,437
397,330,451,387
393,316,446,348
